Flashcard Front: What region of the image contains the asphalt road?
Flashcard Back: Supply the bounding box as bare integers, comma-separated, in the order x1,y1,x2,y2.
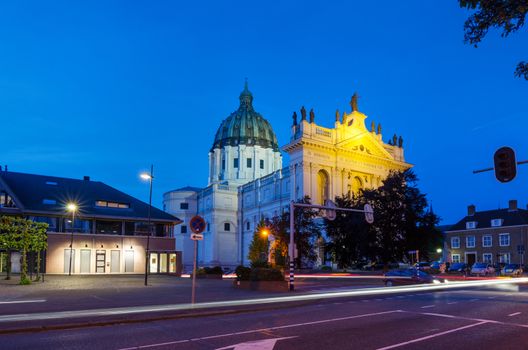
2,285,528,349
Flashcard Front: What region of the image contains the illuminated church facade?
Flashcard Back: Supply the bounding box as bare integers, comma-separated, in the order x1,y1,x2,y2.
163,83,411,268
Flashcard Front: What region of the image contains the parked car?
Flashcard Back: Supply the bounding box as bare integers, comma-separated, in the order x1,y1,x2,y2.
470,263,495,276
430,261,441,270
501,264,523,277
383,268,445,287
447,262,467,273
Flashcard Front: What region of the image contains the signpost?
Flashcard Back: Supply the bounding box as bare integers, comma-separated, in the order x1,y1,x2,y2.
189,215,206,304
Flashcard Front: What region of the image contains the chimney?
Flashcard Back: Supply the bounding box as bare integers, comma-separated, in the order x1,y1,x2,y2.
83,176,90,181
508,199,518,211
467,205,475,216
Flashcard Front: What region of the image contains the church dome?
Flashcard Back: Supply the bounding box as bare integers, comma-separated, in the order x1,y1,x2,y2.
211,82,279,152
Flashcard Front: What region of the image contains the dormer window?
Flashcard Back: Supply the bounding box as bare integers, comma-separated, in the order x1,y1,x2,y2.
96,200,130,209
42,199,57,205
45,181,58,186
491,219,503,227
466,221,477,229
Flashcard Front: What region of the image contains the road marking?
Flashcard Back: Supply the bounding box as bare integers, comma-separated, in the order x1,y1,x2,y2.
420,305,435,309
470,298,479,302
404,310,528,329
0,300,46,305
117,310,402,350
508,312,521,317
376,321,488,350
215,337,298,350
488,296,496,299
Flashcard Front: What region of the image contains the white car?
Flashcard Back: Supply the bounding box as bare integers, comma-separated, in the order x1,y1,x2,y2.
470,263,495,276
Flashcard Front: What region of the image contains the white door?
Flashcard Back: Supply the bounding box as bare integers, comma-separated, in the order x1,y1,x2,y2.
64,249,75,274
124,250,134,273
80,249,91,274
110,250,120,273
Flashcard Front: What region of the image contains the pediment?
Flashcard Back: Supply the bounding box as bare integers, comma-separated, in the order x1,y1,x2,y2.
336,132,393,160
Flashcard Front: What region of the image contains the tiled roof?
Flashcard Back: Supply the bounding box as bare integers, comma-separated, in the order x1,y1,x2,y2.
0,171,181,223
447,208,528,231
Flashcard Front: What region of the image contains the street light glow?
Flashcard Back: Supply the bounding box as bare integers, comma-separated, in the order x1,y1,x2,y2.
436,248,443,254
140,173,152,180
66,203,77,212
261,228,269,236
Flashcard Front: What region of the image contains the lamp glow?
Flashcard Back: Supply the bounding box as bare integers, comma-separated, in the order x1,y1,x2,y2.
66,203,77,212
140,173,152,180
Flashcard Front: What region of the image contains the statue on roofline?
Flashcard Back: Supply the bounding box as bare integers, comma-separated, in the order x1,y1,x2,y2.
292,111,298,126
309,108,315,123
300,106,307,121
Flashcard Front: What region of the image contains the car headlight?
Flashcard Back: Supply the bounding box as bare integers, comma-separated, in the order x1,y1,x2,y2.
444,279,449,283
433,279,441,284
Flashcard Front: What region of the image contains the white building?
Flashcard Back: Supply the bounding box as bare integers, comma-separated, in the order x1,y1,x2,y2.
164,84,411,268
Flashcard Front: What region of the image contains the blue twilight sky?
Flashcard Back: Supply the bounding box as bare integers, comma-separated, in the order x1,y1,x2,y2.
1,1,527,224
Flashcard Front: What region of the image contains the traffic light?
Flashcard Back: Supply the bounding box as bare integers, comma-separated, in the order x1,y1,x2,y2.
494,146,517,183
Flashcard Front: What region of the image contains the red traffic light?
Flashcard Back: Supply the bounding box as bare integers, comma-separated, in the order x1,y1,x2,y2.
494,147,517,183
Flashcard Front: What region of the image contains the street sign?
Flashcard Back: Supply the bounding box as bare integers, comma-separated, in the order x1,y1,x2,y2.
364,203,374,224
324,199,336,221
190,233,204,241
189,215,206,234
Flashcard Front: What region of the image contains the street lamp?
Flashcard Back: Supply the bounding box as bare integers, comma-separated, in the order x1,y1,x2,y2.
140,165,154,286
436,248,443,254
66,202,77,276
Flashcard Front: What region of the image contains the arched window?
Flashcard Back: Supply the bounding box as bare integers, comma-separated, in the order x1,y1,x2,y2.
352,176,363,195
317,170,330,205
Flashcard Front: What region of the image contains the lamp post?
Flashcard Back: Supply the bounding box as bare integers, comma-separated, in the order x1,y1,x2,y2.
66,202,77,276
140,165,154,286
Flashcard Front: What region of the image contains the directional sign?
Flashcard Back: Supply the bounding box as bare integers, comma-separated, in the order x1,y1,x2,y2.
190,233,204,241
189,215,206,234
364,203,374,224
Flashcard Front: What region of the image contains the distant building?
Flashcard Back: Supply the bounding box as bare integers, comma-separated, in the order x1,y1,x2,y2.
445,200,528,266
0,170,182,275
164,83,411,268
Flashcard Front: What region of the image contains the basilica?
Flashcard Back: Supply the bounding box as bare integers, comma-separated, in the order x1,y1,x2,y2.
163,82,411,268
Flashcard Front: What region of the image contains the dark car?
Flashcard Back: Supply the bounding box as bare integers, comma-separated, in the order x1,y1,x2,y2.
383,269,444,287
448,262,467,273
501,264,523,277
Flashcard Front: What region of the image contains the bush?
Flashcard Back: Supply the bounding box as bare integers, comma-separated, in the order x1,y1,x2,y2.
19,276,31,285
320,265,332,272
235,265,251,281
250,267,284,281
205,266,224,275
250,260,269,269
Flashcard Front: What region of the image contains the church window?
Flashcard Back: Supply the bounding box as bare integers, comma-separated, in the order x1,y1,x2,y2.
234,158,239,168
207,223,210,231
260,160,264,169
180,225,187,234
222,159,225,170
246,221,250,230
180,202,189,210
247,158,252,168
224,222,231,231
317,170,330,205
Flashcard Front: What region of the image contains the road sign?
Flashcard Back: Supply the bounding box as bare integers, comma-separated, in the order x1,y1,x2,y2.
190,233,204,241
189,215,206,234
324,199,336,221
364,203,374,224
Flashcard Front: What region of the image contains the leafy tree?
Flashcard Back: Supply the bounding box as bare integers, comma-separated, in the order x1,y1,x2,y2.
0,216,48,284
460,0,528,79
324,194,370,268
29,224,48,281
247,220,269,268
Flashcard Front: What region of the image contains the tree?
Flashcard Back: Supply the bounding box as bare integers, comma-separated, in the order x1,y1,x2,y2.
0,216,48,284
460,0,528,79
247,220,270,268
29,222,48,281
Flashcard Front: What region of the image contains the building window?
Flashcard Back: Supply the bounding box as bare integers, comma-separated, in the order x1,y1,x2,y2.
466,236,476,248
499,233,510,247
233,158,239,168
246,221,250,230
247,158,252,168
466,221,477,229
499,253,511,264
42,199,57,205
207,223,210,232
0,191,16,208
451,237,460,249
452,254,461,263
260,160,264,169
482,235,492,247
224,222,231,231
483,253,492,263
180,225,187,234
96,200,130,209
222,159,225,170
180,202,189,210
491,219,503,227
45,181,58,186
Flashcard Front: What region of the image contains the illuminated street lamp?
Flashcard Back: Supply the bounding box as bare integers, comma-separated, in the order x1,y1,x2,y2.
140,165,154,286
436,248,443,254
66,202,77,276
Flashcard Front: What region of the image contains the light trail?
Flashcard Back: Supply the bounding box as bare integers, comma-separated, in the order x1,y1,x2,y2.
0,278,527,323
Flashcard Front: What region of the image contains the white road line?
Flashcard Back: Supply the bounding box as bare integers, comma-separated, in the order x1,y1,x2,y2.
375,321,488,350
0,300,46,305
118,310,402,350
508,312,521,317
470,299,479,302
420,305,435,309
404,310,528,329
447,302,458,305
